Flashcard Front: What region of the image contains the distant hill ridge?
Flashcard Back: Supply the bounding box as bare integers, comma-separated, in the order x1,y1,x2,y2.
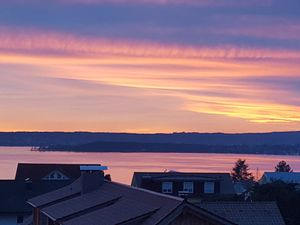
0,131,300,146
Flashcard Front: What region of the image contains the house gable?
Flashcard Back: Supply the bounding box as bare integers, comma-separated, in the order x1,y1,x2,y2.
156,202,236,225
42,170,70,181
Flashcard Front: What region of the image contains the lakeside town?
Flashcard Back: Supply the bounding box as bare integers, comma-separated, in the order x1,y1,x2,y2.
1,159,299,225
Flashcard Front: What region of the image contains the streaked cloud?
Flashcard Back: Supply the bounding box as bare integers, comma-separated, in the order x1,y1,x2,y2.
6,0,274,6
0,1,299,132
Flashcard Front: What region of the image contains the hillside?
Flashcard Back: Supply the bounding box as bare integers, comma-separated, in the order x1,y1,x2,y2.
1,131,300,155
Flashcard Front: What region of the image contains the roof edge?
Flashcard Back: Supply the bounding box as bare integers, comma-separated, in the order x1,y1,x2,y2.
108,180,183,201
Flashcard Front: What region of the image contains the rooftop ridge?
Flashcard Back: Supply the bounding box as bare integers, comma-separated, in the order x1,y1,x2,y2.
200,201,279,204
49,196,122,222
134,172,230,174
107,180,184,202
118,208,159,225
17,163,100,166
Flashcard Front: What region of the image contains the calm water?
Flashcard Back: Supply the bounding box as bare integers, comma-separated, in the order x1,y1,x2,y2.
1,147,300,184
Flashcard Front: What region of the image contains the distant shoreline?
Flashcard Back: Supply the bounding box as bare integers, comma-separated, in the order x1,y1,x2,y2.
1,131,300,155
39,141,300,156
1,146,300,156
37,150,300,156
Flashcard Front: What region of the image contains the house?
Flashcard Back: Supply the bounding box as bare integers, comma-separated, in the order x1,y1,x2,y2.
25,166,236,225
0,163,104,225
15,163,98,181
259,172,300,185
0,179,72,225
197,202,286,225
131,172,235,199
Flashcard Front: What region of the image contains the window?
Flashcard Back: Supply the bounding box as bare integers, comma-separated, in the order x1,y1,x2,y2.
162,182,173,193
17,216,23,224
204,181,215,193
183,182,194,193
43,170,69,180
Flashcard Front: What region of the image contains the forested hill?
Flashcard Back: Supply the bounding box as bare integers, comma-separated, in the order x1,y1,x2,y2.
0,131,300,146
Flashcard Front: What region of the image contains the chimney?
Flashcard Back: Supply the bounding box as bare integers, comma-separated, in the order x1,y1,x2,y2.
80,165,108,194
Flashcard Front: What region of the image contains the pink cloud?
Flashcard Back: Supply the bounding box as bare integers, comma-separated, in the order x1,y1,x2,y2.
7,0,273,7
0,27,300,61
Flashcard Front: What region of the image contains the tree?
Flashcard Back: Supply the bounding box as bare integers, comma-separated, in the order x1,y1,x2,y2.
275,160,293,172
231,159,254,181
252,181,300,225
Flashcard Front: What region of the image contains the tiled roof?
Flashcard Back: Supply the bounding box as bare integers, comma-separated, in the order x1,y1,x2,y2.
62,197,159,225
198,202,286,225
28,178,82,207
42,189,122,220
28,179,183,225
157,201,236,225
15,163,98,180
132,172,235,194
28,177,237,225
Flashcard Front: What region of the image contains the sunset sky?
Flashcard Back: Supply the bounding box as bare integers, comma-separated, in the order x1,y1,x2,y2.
0,0,300,133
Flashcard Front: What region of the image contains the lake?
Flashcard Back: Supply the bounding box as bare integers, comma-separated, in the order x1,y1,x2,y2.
1,147,300,184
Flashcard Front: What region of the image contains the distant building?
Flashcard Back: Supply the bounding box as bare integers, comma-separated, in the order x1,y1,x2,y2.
0,180,71,225
131,172,235,199
25,167,236,225
198,202,286,225
260,172,300,185
15,163,99,181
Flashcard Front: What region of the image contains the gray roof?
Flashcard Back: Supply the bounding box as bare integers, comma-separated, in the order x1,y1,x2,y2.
198,202,286,225
132,172,235,194
27,177,237,225
157,201,236,225
28,179,183,225
28,178,82,208
260,172,300,184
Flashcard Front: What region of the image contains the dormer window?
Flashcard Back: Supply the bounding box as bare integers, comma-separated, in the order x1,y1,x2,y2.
162,182,173,193
183,182,194,193
204,181,215,194
43,170,69,180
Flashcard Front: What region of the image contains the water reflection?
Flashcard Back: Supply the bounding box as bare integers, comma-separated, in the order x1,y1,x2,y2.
1,147,300,184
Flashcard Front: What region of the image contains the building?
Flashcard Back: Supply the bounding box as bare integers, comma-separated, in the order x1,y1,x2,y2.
259,172,300,185
15,163,96,181
131,172,235,199
0,180,72,225
25,166,236,225
0,163,102,225
197,202,286,225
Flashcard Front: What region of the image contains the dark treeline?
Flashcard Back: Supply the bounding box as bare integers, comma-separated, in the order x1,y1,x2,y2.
42,141,300,155
1,131,300,146
1,131,300,155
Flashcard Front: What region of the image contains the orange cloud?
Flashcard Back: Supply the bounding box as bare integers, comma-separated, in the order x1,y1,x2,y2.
0,28,300,129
